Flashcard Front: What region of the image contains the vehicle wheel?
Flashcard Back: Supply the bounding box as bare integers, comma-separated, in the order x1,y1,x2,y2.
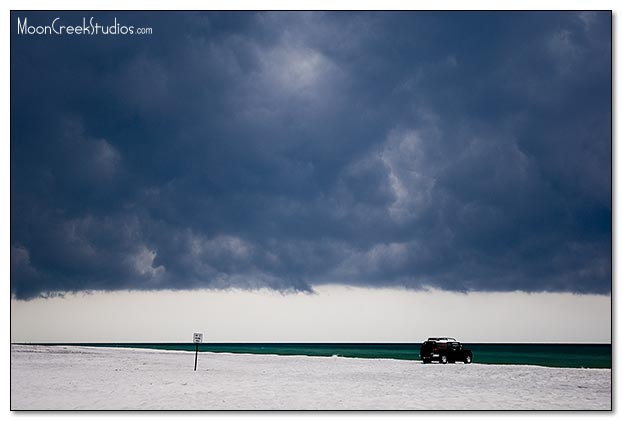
464,355,472,364
422,358,430,364
440,355,447,364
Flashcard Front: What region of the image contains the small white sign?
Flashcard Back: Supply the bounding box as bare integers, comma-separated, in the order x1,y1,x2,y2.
193,332,203,344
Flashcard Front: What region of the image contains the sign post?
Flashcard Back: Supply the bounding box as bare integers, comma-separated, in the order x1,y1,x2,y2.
193,332,203,371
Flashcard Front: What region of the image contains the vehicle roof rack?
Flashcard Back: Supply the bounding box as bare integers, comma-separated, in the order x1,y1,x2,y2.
426,337,457,342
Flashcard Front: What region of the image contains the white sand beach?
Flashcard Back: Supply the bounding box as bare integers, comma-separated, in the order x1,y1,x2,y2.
10,344,611,410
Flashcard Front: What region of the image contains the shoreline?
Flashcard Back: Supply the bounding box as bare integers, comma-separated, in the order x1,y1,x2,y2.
11,342,612,369
15,344,613,370
11,344,612,410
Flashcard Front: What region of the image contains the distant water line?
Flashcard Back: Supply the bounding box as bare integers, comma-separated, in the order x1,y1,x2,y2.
22,343,612,369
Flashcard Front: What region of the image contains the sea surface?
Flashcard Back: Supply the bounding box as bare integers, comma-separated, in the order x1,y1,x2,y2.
29,343,611,368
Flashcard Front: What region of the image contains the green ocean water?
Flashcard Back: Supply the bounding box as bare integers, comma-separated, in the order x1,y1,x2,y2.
35,343,611,369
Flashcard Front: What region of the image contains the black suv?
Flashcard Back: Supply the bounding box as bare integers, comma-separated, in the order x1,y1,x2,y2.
419,338,473,364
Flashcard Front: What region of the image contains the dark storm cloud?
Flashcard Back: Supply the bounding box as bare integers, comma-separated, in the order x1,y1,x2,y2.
11,11,611,299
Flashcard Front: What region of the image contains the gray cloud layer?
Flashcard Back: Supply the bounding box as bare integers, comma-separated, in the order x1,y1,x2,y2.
11,12,611,299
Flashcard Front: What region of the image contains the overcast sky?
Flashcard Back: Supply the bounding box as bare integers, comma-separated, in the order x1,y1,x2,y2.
10,286,611,343
10,11,611,341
